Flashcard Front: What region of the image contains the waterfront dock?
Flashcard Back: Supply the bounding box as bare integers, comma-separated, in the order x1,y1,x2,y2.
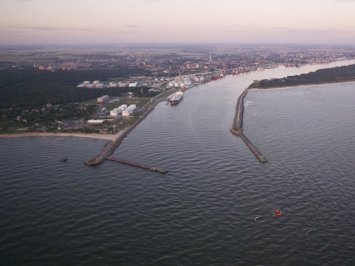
231,88,268,163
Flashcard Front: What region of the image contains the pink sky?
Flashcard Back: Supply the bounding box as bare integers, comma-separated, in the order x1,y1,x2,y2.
1,0,355,44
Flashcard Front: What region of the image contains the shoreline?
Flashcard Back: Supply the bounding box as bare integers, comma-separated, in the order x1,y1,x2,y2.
3,62,352,142
0,83,200,143
249,79,355,92
0,132,122,141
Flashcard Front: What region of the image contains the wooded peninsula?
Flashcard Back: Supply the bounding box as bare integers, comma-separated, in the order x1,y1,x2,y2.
249,64,355,89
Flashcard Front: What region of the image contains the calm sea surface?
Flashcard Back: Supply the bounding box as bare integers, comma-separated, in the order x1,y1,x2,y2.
1,61,355,266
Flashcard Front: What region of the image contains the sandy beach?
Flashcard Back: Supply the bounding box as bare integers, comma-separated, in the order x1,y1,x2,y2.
0,132,123,141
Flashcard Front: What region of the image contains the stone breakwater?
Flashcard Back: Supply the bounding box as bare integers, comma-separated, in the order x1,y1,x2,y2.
231,88,267,163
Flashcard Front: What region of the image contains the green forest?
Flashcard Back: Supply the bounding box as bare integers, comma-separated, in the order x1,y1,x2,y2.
249,64,355,89
0,68,151,108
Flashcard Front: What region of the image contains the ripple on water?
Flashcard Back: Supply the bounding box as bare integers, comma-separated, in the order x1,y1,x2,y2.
2,63,355,265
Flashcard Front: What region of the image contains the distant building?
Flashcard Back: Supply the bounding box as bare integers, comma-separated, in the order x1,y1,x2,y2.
95,83,105,89
77,83,86,88
118,82,127,87
97,95,110,103
109,82,117,88
87,119,105,125
128,82,138,88
110,110,119,117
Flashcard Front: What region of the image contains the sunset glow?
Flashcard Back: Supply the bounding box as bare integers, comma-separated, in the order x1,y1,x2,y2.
1,0,355,44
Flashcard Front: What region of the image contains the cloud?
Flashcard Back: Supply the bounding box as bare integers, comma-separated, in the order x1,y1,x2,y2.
3,25,102,32
0,24,143,39
225,27,348,35
270,27,344,34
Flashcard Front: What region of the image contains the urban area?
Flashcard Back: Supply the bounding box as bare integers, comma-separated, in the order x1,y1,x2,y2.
1,45,355,134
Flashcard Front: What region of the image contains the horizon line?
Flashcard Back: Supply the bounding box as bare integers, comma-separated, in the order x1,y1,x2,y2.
1,42,355,48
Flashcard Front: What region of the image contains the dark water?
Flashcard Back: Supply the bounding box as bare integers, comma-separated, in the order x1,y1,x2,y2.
1,61,355,266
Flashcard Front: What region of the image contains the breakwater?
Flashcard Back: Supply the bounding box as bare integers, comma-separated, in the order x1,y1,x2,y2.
231,88,267,163
107,157,167,174
84,96,169,167
233,88,248,130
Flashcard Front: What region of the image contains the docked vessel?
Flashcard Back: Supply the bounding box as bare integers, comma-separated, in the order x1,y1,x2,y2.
169,90,184,105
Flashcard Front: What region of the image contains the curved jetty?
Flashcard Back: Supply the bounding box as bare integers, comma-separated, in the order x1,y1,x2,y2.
233,88,248,130
231,88,267,163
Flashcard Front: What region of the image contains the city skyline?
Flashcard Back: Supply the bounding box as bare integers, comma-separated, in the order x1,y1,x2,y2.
1,0,355,44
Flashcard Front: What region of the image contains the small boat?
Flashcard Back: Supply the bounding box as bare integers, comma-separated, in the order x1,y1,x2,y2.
60,158,68,163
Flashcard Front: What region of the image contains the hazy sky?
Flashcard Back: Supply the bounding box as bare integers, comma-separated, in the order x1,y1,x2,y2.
1,0,355,44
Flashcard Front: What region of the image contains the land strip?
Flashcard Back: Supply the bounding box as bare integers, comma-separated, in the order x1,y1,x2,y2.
249,64,355,89
0,132,120,140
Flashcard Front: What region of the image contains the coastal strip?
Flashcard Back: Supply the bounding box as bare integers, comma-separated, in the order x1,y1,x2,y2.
231,88,267,163
0,132,119,141
248,63,355,90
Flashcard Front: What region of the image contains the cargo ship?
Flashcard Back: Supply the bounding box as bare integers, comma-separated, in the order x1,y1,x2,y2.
169,90,184,105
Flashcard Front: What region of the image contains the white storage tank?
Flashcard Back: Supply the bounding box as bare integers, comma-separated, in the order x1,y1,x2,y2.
119,104,127,110
122,110,130,117
110,110,119,117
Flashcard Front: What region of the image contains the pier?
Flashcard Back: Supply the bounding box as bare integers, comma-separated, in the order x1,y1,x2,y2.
231,88,268,163
107,157,168,174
